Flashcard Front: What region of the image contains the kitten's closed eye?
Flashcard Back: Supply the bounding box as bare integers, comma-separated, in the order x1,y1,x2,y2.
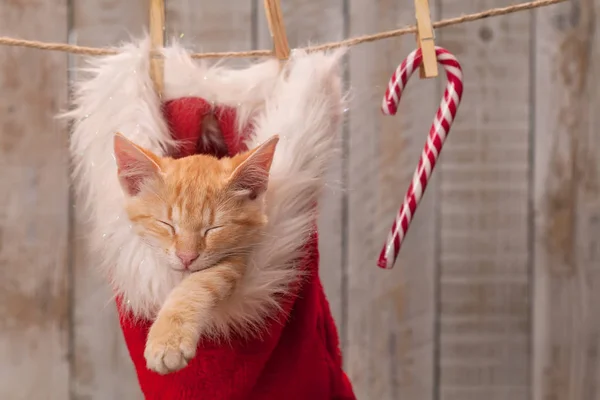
157,220,175,234
204,226,223,236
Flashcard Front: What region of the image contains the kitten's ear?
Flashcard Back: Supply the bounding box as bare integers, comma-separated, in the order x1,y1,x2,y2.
228,135,279,199
113,133,162,196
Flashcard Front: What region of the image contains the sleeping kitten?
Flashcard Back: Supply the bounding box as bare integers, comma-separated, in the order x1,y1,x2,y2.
113,132,279,374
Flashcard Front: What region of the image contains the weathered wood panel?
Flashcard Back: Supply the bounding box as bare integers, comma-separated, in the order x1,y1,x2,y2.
69,1,147,399
5,1,600,398
256,0,347,329
533,0,600,399
346,1,439,399
0,1,70,399
166,0,253,53
437,1,532,399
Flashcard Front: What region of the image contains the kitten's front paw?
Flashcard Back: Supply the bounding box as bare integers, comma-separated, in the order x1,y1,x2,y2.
144,317,198,375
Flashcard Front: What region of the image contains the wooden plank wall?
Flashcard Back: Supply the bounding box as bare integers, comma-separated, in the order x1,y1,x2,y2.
1,0,599,399
346,0,438,399
533,1,600,399
70,2,147,398
0,1,70,399
437,1,532,399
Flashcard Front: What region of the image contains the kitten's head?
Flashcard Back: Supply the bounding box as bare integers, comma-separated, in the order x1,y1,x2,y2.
113,133,279,272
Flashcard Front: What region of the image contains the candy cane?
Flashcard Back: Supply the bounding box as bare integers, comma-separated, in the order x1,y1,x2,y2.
378,47,464,269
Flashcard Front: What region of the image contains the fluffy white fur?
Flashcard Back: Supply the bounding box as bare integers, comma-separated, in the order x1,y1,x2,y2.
66,37,345,338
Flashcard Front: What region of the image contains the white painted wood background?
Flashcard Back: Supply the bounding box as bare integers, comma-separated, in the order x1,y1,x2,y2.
0,0,598,399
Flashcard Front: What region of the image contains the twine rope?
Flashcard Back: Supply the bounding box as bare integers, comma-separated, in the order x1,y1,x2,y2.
0,0,565,59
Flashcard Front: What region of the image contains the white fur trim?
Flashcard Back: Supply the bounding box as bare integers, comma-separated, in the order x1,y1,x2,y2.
65,37,345,337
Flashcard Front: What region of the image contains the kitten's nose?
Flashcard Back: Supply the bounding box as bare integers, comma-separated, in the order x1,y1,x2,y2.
176,251,199,269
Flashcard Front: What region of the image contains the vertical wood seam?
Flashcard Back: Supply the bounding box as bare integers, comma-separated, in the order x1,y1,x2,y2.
432,1,442,399
251,0,259,55
66,0,76,398
340,0,350,359
528,8,537,400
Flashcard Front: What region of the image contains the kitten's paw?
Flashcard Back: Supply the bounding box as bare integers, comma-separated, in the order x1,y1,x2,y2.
144,318,198,375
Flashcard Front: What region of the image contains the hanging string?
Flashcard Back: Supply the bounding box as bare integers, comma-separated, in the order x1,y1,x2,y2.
0,0,565,59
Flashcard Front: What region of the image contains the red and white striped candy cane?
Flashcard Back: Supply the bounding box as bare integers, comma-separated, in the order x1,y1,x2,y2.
378,47,464,269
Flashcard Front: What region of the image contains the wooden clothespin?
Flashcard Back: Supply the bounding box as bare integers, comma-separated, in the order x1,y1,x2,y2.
263,0,290,62
414,0,438,79
149,0,165,95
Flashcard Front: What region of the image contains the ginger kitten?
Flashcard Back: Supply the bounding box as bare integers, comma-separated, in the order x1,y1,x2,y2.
113,132,279,374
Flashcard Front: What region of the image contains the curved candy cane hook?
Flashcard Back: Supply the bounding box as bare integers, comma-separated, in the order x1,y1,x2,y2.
378,47,464,269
